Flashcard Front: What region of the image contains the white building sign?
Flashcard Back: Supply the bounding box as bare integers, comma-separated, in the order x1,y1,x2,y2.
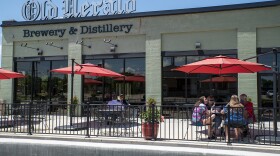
22,0,137,21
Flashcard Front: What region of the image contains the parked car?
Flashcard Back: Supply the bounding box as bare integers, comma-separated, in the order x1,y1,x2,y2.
266,90,280,99
266,90,273,98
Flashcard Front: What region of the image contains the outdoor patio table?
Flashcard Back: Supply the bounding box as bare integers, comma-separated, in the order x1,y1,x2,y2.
97,109,124,125
95,108,127,136
12,103,49,131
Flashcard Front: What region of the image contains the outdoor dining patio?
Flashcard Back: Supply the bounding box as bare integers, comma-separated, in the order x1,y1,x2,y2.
0,103,279,146
0,54,278,146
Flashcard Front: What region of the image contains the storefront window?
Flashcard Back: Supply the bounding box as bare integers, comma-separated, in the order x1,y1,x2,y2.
124,58,145,103
15,62,32,102
174,56,185,66
34,61,50,100
83,57,145,104
258,48,280,107
15,59,67,103
83,59,103,102
163,57,172,67
104,59,124,101
51,60,68,102
162,53,237,105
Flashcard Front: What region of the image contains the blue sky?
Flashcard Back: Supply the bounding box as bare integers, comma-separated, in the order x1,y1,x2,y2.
0,0,273,66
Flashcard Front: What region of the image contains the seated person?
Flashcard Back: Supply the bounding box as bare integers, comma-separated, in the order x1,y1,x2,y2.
221,95,247,141
192,96,216,139
240,94,255,123
106,96,123,122
107,95,123,110
208,96,223,136
206,96,214,110
117,94,130,106
240,94,256,137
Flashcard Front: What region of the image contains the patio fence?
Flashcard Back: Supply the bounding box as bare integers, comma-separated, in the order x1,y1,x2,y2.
0,102,279,146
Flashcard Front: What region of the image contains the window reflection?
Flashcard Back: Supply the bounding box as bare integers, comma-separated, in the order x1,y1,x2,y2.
259,75,275,107
34,61,50,100
258,48,280,107
162,54,237,104
51,61,68,102
258,53,280,73
83,60,103,102
104,59,124,101
15,60,68,103
15,62,32,102
174,56,185,66
124,58,145,103
83,57,145,104
163,57,172,68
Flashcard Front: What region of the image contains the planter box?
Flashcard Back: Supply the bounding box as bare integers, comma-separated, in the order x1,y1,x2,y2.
142,122,159,140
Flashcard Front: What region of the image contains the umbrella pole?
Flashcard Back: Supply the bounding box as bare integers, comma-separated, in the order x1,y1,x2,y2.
70,59,75,126
28,61,36,135
210,75,213,96
185,74,188,103
272,49,278,137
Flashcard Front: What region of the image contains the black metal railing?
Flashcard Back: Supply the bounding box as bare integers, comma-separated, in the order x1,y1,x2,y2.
0,102,278,146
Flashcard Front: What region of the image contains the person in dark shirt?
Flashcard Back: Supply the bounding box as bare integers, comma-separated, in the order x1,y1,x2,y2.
207,96,222,138
206,96,215,110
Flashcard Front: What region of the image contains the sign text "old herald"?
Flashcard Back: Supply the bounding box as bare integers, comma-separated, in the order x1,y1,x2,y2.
22,0,136,21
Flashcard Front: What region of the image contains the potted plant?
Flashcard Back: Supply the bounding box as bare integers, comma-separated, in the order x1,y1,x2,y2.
140,97,163,140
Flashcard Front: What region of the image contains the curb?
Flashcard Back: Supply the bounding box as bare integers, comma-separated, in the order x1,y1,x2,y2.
0,133,279,154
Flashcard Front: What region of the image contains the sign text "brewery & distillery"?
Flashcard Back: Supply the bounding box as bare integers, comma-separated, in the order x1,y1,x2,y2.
23,24,134,38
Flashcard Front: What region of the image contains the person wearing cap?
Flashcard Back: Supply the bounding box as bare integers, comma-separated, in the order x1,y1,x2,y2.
117,94,130,106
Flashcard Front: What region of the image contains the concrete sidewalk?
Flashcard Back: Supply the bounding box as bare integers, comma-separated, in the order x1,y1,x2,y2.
0,137,279,156
0,133,279,155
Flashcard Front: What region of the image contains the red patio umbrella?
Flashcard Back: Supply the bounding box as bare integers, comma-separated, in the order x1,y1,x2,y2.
51,63,123,77
172,55,271,102
0,68,25,79
200,76,237,83
114,75,145,82
173,55,271,74
84,78,102,84
51,61,123,130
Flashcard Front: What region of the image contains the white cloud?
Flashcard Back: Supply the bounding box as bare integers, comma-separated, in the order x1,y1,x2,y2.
163,59,171,67
104,62,111,69
125,67,136,73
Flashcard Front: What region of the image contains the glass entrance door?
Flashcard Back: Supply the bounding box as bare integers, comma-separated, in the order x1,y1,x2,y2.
15,60,67,103
257,48,280,108
259,74,280,107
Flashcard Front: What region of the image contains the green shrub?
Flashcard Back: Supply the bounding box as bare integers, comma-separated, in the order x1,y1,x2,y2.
140,98,161,123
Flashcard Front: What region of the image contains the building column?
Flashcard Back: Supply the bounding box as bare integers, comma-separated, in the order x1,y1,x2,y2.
145,33,162,105
67,40,83,105
0,32,14,103
237,28,258,107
